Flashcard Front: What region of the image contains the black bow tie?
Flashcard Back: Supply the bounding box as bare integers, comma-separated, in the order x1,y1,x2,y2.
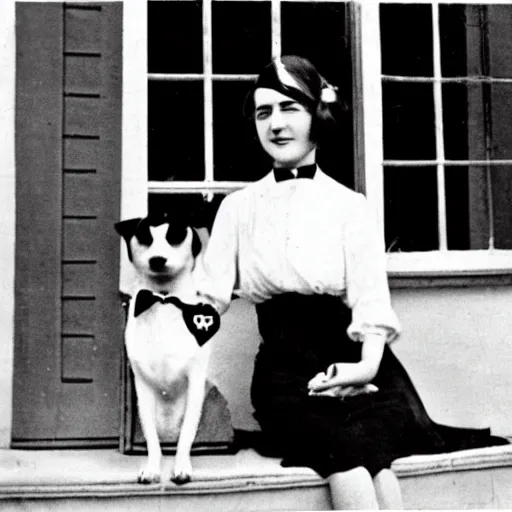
134,289,220,346
274,164,317,182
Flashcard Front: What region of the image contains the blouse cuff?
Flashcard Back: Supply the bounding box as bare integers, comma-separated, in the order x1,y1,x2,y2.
347,320,400,344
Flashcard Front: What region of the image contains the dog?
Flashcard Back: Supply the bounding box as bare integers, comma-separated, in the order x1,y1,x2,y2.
115,212,220,485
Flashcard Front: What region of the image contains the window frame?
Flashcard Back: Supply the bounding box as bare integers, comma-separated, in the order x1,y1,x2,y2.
121,0,512,291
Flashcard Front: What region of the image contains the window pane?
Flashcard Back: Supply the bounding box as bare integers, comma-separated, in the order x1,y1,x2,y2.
440,4,512,79
380,4,433,77
281,2,350,89
213,82,272,182
382,82,436,160
487,5,512,79
452,165,512,251
148,193,226,233
491,165,512,249
490,84,512,159
443,83,512,161
148,1,203,74
442,83,481,161
384,167,439,252
445,166,472,250
212,1,271,74
439,4,470,78
148,81,204,181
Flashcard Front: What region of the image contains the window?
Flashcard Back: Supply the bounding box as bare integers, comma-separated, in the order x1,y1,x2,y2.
122,1,512,280
377,1,512,276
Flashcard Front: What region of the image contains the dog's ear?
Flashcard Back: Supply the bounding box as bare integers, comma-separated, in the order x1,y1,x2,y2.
114,218,142,261
191,228,202,258
115,218,142,239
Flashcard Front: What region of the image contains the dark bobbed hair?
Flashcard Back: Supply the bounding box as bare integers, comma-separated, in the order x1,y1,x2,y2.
243,55,346,146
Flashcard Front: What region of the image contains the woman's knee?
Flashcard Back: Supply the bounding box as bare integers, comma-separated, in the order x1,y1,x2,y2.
328,466,374,489
373,468,403,510
328,467,378,510
339,466,372,480
374,468,398,484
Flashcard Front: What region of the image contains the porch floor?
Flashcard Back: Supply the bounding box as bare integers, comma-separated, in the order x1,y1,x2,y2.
1,444,512,510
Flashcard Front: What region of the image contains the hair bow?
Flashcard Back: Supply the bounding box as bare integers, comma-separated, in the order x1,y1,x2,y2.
320,82,338,104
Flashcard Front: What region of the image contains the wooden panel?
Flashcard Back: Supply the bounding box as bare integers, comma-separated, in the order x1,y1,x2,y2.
13,3,64,441
91,2,125,441
63,218,99,260
62,336,94,382
63,138,100,170
64,97,100,135
63,173,100,217
64,56,101,95
57,384,119,440
62,262,96,298
64,7,102,54
62,298,96,335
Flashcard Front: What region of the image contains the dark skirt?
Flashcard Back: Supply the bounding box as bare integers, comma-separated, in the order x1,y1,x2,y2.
250,293,508,478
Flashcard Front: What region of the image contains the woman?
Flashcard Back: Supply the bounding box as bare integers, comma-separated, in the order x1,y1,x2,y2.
196,56,507,510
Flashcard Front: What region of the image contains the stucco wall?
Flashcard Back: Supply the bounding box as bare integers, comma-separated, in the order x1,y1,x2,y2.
392,286,512,437
210,287,512,438
0,0,16,448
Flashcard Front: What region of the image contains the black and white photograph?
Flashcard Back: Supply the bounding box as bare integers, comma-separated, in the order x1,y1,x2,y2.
1,1,512,510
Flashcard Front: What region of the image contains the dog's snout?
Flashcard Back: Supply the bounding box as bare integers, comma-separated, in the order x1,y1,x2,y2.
149,256,167,271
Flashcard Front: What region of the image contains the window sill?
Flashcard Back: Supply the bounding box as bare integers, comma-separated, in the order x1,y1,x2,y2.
387,250,512,288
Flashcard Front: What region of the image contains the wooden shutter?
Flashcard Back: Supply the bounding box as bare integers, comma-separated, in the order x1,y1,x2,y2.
13,2,124,447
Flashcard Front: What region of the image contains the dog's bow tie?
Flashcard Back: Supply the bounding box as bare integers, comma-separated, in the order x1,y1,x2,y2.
274,164,317,182
134,289,220,346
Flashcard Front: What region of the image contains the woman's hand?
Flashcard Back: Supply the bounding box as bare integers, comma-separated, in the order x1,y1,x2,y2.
307,332,386,394
307,362,379,398
307,361,374,393
308,382,378,399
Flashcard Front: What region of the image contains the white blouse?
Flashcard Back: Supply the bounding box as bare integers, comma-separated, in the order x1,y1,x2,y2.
195,168,400,343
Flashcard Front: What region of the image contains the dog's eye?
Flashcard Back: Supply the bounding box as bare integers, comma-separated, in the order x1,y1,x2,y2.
166,225,187,246
135,226,153,246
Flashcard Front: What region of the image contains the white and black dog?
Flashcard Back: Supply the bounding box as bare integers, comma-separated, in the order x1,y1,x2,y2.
115,213,220,485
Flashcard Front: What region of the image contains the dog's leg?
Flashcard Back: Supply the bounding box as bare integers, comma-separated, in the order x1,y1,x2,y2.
133,375,163,484
171,355,209,484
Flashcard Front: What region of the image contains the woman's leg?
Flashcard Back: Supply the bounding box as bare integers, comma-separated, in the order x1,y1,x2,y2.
373,469,403,510
328,466,379,510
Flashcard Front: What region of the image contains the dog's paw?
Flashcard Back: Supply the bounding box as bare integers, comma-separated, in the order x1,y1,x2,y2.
137,465,161,484
171,458,192,485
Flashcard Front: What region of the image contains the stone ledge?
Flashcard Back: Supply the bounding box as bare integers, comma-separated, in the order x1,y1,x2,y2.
1,443,512,500
392,442,512,477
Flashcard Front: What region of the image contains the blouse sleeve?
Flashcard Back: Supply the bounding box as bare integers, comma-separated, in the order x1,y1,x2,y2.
195,194,239,314
344,194,400,343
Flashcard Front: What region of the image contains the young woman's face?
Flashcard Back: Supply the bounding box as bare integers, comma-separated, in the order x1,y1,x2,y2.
254,88,316,168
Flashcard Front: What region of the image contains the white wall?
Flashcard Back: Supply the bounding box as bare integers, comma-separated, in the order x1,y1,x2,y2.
392,286,512,437
0,0,16,448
